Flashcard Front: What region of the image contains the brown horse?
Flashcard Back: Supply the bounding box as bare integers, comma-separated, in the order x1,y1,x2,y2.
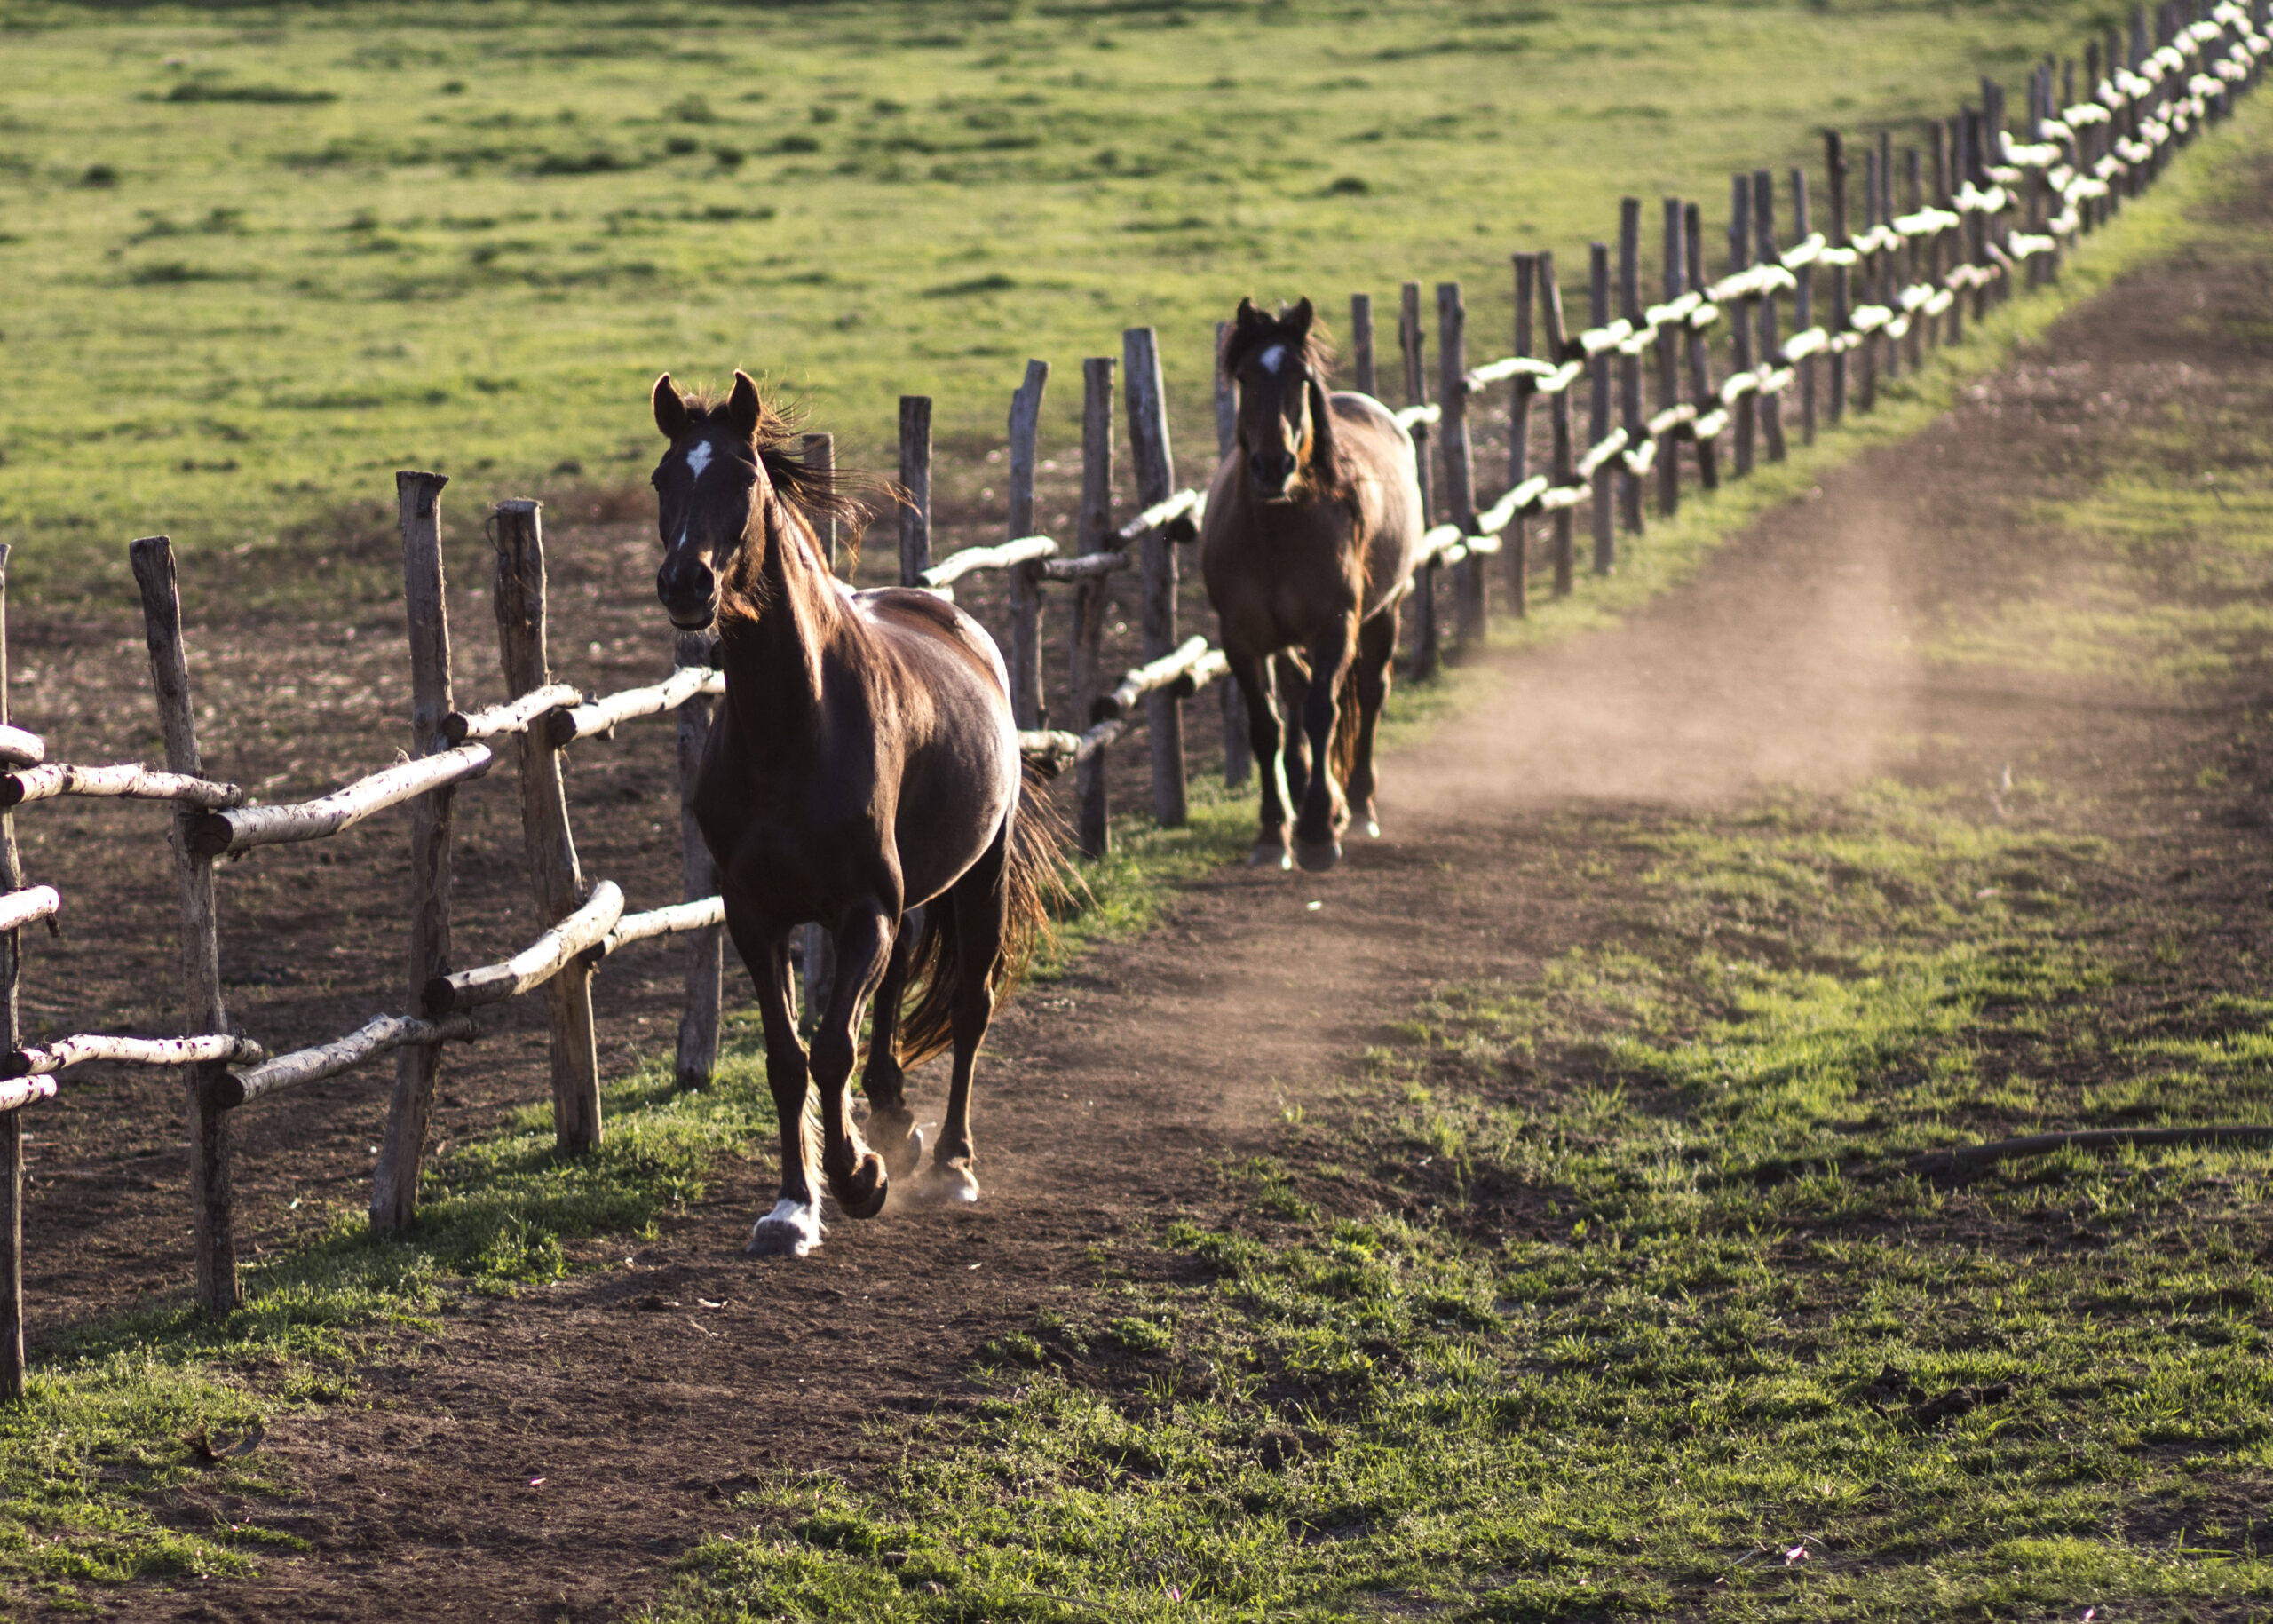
1201,298,1424,872
651,370,1057,1257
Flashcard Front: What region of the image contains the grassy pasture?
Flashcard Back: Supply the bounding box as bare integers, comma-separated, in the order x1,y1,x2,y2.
0,0,2127,598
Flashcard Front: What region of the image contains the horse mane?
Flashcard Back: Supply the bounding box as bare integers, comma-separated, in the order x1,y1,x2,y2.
679,384,872,619
1218,308,1336,385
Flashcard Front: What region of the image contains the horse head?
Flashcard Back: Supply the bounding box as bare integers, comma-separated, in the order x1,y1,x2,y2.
1222,297,1337,502
651,369,772,630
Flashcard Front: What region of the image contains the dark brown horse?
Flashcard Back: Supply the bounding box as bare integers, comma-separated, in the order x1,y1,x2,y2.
1201,298,1424,872
651,370,1057,1257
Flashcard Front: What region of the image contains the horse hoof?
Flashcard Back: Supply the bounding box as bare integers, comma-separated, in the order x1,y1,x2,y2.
1364,818,1382,839
1248,842,1292,871
1294,836,1342,873
875,1115,924,1180
920,1161,982,1205
747,1198,825,1258
828,1152,890,1221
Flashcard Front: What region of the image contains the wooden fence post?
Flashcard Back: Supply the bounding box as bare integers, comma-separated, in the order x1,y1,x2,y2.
1754,170,1788,463
1398,281,1438,679
1616,198,1647,538
1826,131,1850,424
1509,253,1536,614
1588,242,1614,574
1858,143,1882,407
675,628,722,1089
1654,203,1683,515
898,396,931,586
1905,147,1927,368
1878,131,1901,379
796,433,836,1029
1937,119,1963,345
1538,250,1578,597
1072,357,1115,859
1213,324,1252,788
492,501,602,1153
1726,179,1756,479
1437,281,1485,645
1791,168,1818,445
1007,360,1050,731
128,535,236,1308
373,474,454,1232
0,547,23,1398
1124,327,1185,829
1350,295,1377,398
1683,203,1720,492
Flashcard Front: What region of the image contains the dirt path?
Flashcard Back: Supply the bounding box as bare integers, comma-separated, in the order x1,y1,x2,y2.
54,161,2273,1620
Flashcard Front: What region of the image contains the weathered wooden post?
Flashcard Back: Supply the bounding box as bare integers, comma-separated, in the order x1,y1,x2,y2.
129,535,235,1307
1350,294,1377,397
1073,357,1115,859
1683,203,1721,492
1213,323,1252,788
1616,198,1646,538
1754,170,1788,463
1538,250,1577,597
1509,253,1536,613
1007,359,1049,732
675,623,722,1089
898,396,931,586
1856,143,1880,410
1437,281,1485,645
1588,241,1614,574
1726,179,1756,479
1904,147,1927,368
492,501,603,1153
1878,130,1901,379
1826,131,1851,424
1124,327,1185,828
1654,204,1684,514
1937,119,1964,346
1398,281,1438,678
1791,169,1818,445
0,546,24,1397
373,474,454,1232
1963,108,1991,325
796,432,836,1030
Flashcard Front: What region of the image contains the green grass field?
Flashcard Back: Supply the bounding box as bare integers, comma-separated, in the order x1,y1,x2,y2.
0,0,2130,598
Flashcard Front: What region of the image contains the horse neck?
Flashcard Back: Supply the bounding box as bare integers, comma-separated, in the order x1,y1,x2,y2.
717,496,843,757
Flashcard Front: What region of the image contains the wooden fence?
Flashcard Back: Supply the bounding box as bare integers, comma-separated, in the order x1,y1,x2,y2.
0,0,2256,1400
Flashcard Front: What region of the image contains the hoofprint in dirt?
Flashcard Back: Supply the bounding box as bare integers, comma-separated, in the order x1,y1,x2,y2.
20,170,2273,1624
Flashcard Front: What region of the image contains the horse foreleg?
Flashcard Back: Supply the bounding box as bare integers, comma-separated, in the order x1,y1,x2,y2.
926,825,1008,1206
1292,615,1355,873
812,904,895,1222
732,915,823,1258
1347,604,1398,839
1230,651,1293,869
859,906,925,1180
1275,652,1312,812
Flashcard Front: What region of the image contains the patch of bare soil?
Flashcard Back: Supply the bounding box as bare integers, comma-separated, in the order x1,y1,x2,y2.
25,162,2273,1620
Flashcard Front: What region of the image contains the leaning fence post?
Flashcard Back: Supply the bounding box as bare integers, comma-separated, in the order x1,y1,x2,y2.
1826,131,1851,424
1878,131,1901,379
0,546,23,1398
1857,143,1881,410
1936,119,1963,346
1350,295,1377,398
1124,327,1185,829
1538,250,1578,594
1437,281,1485,644
1754,170,1788,463
372,474,454,1232
898,396,931,586
1588,242,1614,574
1510,253,1536,614
1007,359,1050,732
1213,324,1252,788
1398,281,1438,678
1654,205,1683,515
1727,177,1757,479
1791,168,1818,445
128,535,236,1307
1683,203,1721,492
675,627,722,1089
796,434,836,1027
1073,357,1115,858
1616,198,1647,538
492,501,603,1153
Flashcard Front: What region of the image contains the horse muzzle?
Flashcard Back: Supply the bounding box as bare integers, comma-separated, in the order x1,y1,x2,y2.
656,557,719,631
1247,448,1298,499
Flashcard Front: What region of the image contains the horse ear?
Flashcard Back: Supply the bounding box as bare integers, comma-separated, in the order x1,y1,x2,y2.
1234,297,1264,331
1287,297,1315,338
653,373,688,440
728,370,763,440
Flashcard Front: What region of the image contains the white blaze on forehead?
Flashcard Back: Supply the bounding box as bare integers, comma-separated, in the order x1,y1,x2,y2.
684,440,715,480
1259,344,1287,374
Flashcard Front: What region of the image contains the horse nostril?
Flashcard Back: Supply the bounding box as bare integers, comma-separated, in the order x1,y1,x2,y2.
656,558,716,611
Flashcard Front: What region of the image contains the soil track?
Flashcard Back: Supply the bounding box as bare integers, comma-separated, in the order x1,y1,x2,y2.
27,161,2273,1620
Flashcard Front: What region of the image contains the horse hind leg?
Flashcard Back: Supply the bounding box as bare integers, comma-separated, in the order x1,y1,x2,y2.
859,906,925,1180
1346,604,1398,840
922,825,1009,1206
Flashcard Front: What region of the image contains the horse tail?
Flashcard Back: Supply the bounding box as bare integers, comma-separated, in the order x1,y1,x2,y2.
891,764,1074,1070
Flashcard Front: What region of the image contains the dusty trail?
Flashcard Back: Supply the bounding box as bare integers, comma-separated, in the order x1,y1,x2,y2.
83,173,2273,1619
